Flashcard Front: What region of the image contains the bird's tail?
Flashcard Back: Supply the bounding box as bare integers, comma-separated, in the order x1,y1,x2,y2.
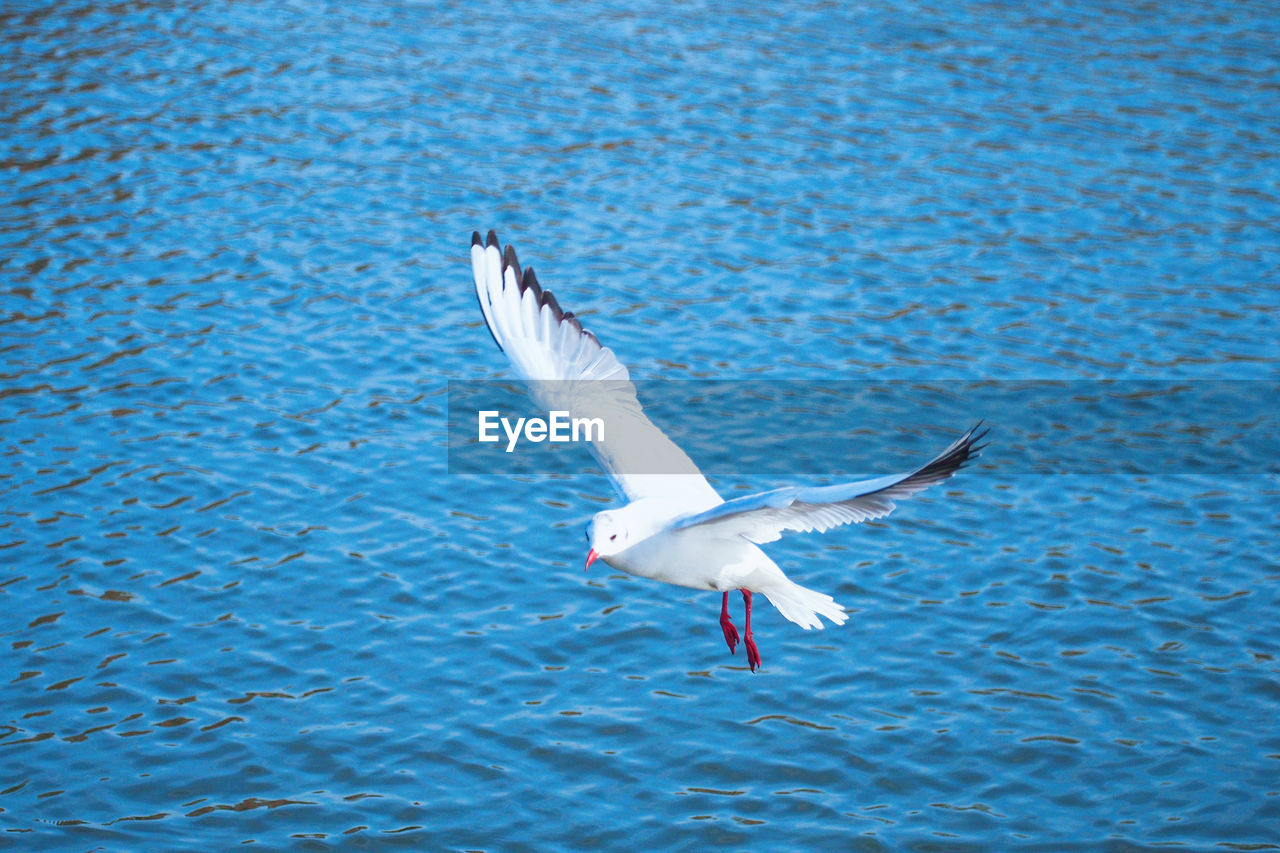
760,579,849,630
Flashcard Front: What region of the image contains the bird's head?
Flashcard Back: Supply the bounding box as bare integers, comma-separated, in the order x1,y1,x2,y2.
584,510,631,570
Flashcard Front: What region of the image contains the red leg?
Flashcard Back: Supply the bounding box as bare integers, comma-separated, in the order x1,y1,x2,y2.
741,589,761,672
719,591,739,654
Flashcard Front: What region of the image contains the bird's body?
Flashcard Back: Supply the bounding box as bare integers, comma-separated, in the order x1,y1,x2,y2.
468,229,986,670
610,512,766,591
592,499,846,624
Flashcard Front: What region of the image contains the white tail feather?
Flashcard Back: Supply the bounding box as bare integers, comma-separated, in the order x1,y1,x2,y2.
761,580,849,630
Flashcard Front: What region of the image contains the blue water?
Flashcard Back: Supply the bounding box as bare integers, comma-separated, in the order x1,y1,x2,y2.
3,1,1279,849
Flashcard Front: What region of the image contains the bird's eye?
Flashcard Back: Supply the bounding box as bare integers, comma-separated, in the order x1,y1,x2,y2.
610,534,617,541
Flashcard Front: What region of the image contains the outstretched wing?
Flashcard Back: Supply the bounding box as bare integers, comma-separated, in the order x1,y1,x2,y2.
470,230,721,510
670,424,988,543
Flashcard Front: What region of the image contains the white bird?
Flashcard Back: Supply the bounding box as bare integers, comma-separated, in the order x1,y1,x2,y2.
470,230,987,671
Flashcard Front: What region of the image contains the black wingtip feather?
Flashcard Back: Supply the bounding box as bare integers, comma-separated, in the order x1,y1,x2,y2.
967,423,992,458
471,230,482,247
503,245,521,283
541,288,563,320
521,266,543,302
486,229,499,248
899,423,990,488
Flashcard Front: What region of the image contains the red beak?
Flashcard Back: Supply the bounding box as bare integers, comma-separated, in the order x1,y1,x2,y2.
585,548,599,572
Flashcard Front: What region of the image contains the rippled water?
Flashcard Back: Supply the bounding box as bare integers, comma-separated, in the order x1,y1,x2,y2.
4,1,1279,849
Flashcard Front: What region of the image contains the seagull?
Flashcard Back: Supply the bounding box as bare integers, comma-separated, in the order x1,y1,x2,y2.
469,230,987,672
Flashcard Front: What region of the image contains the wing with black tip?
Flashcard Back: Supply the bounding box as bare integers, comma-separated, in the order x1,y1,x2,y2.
469,230,721,509
671,424,988,543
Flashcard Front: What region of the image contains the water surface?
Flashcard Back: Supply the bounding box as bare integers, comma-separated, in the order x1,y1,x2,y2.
3,1,1279,849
